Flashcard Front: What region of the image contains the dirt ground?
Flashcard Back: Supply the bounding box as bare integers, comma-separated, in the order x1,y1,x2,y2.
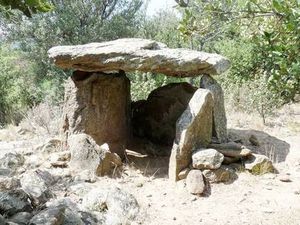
0,102,299,225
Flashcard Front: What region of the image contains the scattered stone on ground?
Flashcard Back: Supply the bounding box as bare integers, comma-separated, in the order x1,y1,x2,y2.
29,206,65,225
0,153,25,170
0,177,20,191
8,212,33,225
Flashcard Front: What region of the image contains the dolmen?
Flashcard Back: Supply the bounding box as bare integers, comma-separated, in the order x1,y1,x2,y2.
48,38,233,182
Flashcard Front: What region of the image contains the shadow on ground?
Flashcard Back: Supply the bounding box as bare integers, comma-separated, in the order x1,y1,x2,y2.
228,129,290,163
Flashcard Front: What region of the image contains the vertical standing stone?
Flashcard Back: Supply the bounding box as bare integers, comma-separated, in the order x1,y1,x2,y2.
200,74,227,143
168,89,214,181
63,70,131,157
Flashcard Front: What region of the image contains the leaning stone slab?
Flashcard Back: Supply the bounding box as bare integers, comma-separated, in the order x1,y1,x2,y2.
169,89,214,181
48,38,230,76
200,74,227,143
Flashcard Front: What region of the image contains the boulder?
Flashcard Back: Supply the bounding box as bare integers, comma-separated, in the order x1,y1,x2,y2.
208,142,252,158
192,149,224,170
132,82,197,146
63,71,131,156
8,212,33,225
20,170,55,206
244,154,275,175
0,153,25,170
82,187,140,225
68,134,122,176
29,207,65,225
48,38,230,76
0,177,20,191
169,89,214,181
186,170,205,195
0,189,33,216
202,165,237,183
200,74,227,143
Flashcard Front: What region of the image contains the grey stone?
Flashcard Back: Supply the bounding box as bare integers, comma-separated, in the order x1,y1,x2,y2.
202,165,237,183
132,82,197,146
68,134,122,177
48,38,230,77
20,170,55,206
186,170,205,195
0,189,32,216
244,154,275,175
169,89,214,181
200,74,227,143
63,71,131,156
82,187,140,225
192,149,224,170
0,153,25,170
29,207,65,225
0,214,6,224
9,212,33,225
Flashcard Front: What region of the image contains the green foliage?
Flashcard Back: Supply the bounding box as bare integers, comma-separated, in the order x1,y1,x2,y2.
0,0,52,17
0,45,39,125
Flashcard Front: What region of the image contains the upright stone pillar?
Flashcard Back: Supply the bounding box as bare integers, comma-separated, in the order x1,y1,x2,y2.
63,70,131,157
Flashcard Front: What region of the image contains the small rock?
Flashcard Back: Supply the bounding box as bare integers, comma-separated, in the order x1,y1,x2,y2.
9,212,32,225
0,177,20,191
208,142,252,157
222,156,240,165
20,170,56,206
0,189,33,216
29,206,65,225
249,135,260,146
186,170,205,195
0,168,13,176
0,153,25,170
202,165,237,183
178,168,190,180
278,175,292,182
244,154,275,175
192,149,224,170
49,151,71,163
0,214,6,224
51,161,68,168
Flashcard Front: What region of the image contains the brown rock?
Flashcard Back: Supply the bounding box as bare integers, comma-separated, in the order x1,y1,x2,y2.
169,89,213,181
132,82,197,146
63,70,131,157
186,170,205,195
202,165,237,183
222,156,240,165
178,168,190,180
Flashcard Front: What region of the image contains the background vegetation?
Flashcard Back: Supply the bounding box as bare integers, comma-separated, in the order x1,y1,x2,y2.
0,0,299,126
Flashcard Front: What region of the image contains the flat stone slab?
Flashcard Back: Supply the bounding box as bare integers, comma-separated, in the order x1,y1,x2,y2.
48,38,230,77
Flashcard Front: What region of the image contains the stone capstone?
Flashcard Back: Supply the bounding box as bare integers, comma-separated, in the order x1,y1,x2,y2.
169,89,214,181
132,82,197,146
200,74,227,143
68,134,122,176
48,38,230,77
192,148,224,170
63,71,131,156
